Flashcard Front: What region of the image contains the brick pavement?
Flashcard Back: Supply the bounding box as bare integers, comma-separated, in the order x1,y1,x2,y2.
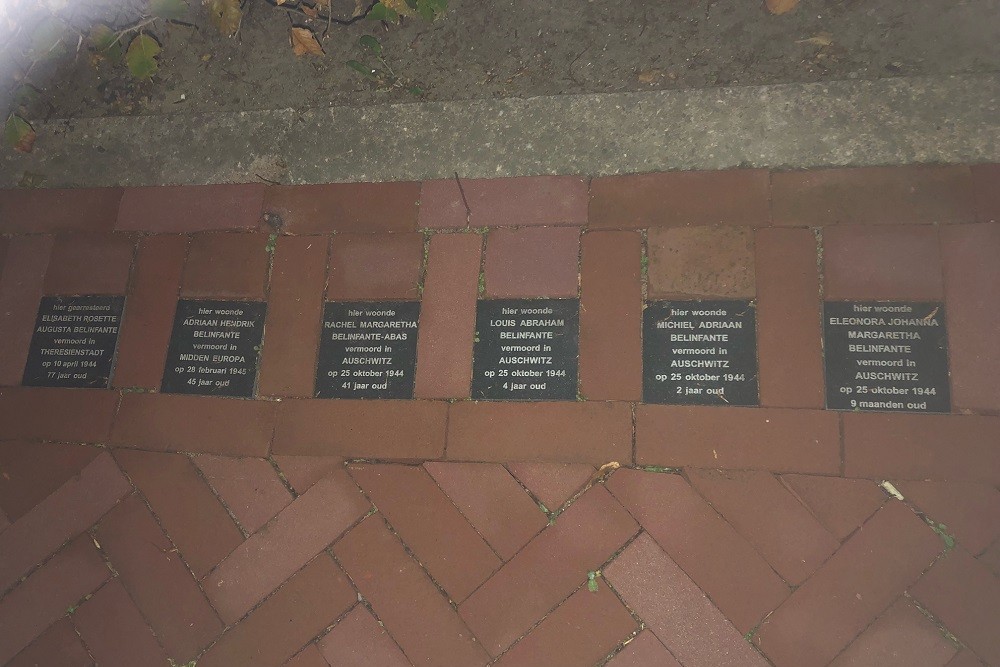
0,165,998,666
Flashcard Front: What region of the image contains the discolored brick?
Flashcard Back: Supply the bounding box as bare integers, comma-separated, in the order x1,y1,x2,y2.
0,187,122,233
589,169,770,228
318,605,411,667
823,225,944,300
72,580,170,667
6,619,93,667
0,235,52,385
829,598,957,667
607,469,788,632
258,235,328,397
115,450,244,579
43,233,136,295
604,631,680,667
448,401,632,464
117,183,266,232
112,393,276,457
413,232,482,399
205,468,369,624
483,227,580,298
755,228,824,408
181,232,270,299
264,182,420,234
199,556,356,667
349,464,500,601
334,515,490,667
896,481,1000,555
844,412,1000,484
112,235,187,388
327,232,423,300
780,474,886,540
771,166,976,226
0,441,100,521
647,226,755,298
636,405,840,474
418,176,588,229
604,532,769,667
579,231,642,400
459,486,639,656
754,502,942,667
505,462,596,511
194,455,293,534
273,399,447,459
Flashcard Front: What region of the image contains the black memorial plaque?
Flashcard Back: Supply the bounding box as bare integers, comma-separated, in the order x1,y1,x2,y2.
161,299,266,397
472,298,579,400
643,300,759,406
824,301,950,413
315,301,420,399
22,295,125,388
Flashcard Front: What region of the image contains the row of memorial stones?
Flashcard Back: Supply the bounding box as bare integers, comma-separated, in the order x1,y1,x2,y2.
23,293,950,413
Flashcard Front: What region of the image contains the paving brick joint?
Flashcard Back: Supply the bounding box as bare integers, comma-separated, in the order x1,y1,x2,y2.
0,164,997,666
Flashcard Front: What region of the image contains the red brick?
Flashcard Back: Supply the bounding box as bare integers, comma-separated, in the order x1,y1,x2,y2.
971,164,1000,223
948,652,987,667
756,228,825,407
647,226,755,298
506,462,596,511
95,494,222,662
448,402,632,464
418,176,588,229
117,184,265,232
333,515,490,667
0,235,8,272
844,412,1000,484
579,231,642,400
318,605,410,667
605,631,680,667
0,441,100,521
112,393,276,457
0,187,122,233
459,485,639,656
590,169,770,228
112,235,187,388
43,233,135,295
780,474,886,540
205,468,369,624
483,227,580,298
195,454,293,534
273,399,446,459
272,455,344,494
413,232,482,399
72,580,170,667
349,464,500,601
687,469,839,585
258,235,327,397
896,481,1000,555
6,618,93,667
181,231,270,299
0,387,119,442
0,453,129,592
979,539,1000,579
830,598,957,667
771,166,976,226
115,450,243,578
911,548,1000,666
494,581,637,667
604,532,769,667
424,461,547,560
940,223,1000,411
607,469,788,632
0,536,109,665
199,555,356,667
823,225,944,300
636,405,840,473
264,183,420,234
284,644,332,667
326,232,423,300
755,502,942,667
0,235,52,385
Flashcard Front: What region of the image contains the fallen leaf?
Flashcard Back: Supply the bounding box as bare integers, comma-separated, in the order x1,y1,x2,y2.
301,4,318,16
125,34,161,79
765,0,798,15
637,68,661,84
5,115,36,153
149,0,188,20
353,0,366,15
796,32,833,47
290,27,324,56
205,0,242,36
275,0,286,3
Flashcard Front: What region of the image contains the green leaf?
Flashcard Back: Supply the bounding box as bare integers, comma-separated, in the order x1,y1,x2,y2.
126,34,162,80
149,0,189,20
5,115,36,153
346,60,376,78
359,35,382,55
28,17,68,60
90,24,124,63
206,0,243,36
586,571,599,593
367,2,399,22
407,86,424,96
416,0,446,20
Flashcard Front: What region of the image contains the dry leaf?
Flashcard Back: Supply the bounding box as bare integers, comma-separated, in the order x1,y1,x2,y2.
796,32,833,47
353,0,366,16
290,27,324,56
275,0,286,4
765,0,798,15
382,0,415,16
637,68,661,84
301,4,318,16
313,0,330,6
